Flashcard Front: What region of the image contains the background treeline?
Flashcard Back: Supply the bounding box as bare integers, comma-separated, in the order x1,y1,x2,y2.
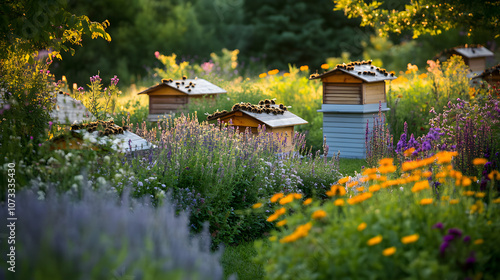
52,0,499,87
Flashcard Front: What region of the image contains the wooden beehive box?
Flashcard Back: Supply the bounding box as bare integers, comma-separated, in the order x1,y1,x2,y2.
473,64,500,85
51,91,94,124
207,100,308,152
309,60,396,158
434,45,494,73
137,78,227,122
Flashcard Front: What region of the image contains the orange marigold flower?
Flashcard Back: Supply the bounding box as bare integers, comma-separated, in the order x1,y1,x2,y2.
436,171,447,178
401,234,419,244
367,235,383,246
378,165,397,174
279,194,295,205
347,192,373,205
312,209,327,220
379,158,394,166
473,158,488,166
475,192,486,198
403,160,418,172
381,179,400,188
334,198,345,206
280,222,312,243
462,176,473,186
338,176,350,184
252,202,263,209
277,219,287,227
303,198,313,205
357,222,367,231
276,207,286,215
404,147,416,157
411,180,430,193
493,198,500,204
362,167,378,175
463,191,475,196
283,72,290,77
347,181,359,188
369,184,381,192
299,65,309,71
488,170,500,180
382,246,396,256
474,239,484,245
357,187,365,192
436,151,457,164
326,185,346,196
321,63,329,69
419,198,433,205
422,171,432,177
270,193,284,203
268,69,279,75
378,176,387,182
267,213,279,222
259,73,267,78
449,199,460,204
293,193,303,199
359,176,370,183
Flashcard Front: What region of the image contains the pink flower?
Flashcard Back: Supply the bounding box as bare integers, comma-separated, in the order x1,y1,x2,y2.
155,51,160,59
201,62,214,73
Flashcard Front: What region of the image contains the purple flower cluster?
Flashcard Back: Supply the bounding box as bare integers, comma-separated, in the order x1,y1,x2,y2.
90,75,102,83
110,75,119,86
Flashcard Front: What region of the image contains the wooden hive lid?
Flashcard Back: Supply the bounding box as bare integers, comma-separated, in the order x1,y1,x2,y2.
207,100,308,128
477,63,500,78
309,61,397,83
137,78,227,96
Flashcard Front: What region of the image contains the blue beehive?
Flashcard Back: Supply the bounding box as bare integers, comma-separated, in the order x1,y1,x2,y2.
310,61,396,158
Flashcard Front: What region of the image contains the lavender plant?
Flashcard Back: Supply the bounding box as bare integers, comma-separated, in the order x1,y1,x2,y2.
365,103,394,168
0,187,225,280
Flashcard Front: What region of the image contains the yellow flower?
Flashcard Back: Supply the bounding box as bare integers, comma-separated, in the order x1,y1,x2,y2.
493,198,500,204
475,192,486,198
277,219,287,227
411,180,430,193
441,196,450,201
449,199,460,204
488,170,500,180
252,202,263,209
280,222,312,243
357,222,367,231
378,164,397,174
463,191,475,196
338,176,350,184
401,234,419,244
369,184,381,192
326,185,346,196
299,65,309,71
259,73,267,78
473,158,488,166
347,181,359,188
279,194,295,205
474,239,484,245
379,158,394,166
293,193,303,199
268,69,279,75
348,192,373,205
303,198,313,205
362,167,377,175
403,147,415,157
321,63,330,69
334,198,345,206
357,187,365,192
382,246,396,256
267,207,286,222
269,236,277,241
419,198,433,205
270,193,284,203
367,235,383,246
312,210,327,220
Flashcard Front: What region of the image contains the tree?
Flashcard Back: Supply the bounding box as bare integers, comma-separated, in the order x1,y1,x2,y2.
0,0,111,61
333,0,500,39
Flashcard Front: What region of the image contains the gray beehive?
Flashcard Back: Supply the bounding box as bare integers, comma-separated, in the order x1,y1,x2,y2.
310,61,396,158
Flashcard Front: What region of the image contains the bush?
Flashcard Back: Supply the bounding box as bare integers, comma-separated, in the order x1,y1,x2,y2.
125,114,340,246
0,187,225,280
253,152,500,279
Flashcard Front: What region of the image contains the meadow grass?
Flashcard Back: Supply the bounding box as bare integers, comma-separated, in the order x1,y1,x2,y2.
222,242,264,280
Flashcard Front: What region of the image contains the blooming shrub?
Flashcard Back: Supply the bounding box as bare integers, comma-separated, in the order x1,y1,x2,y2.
253,152,500,279
126,114,340,246
0,187,224,280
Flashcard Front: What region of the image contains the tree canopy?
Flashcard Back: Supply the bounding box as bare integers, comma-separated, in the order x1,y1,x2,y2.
0,0,111,61
333,0,500,38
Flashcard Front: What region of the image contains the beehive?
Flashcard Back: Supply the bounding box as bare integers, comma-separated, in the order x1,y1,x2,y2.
310,60,396,158
207,100,308,152
137,78,226,121
434,44,494,73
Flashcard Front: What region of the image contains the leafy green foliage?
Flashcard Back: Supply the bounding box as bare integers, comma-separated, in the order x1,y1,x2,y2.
334,0,500,38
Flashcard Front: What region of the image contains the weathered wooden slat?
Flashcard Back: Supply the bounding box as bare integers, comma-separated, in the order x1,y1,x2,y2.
323,126,366,135
150,103,185,110
324,88,361,93
150,96,187,104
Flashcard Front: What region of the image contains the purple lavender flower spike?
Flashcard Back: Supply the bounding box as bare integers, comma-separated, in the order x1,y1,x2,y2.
448,228,463,237
432,222,444,230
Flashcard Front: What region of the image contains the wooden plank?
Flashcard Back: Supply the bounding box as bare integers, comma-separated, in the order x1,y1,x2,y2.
150,103,185,110
147,86,186,96
323,126,366,135
324,93,361,98
150,108,182,114
323,121,367,129
325,141,365,149
150,96,187,104
468,58,485,72
324,88,361,93
322,73,363,83
220,115,262,127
